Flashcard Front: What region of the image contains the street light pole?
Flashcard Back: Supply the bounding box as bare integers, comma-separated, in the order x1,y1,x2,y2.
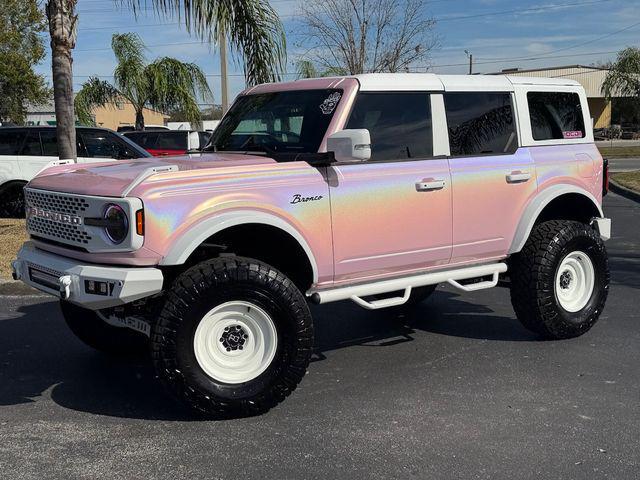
465,49,473,75
219,28,229,114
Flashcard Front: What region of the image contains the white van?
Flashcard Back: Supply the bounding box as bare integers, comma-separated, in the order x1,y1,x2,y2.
0,126,150,217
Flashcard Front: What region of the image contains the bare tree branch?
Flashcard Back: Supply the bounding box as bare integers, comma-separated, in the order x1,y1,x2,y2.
298,0,438,75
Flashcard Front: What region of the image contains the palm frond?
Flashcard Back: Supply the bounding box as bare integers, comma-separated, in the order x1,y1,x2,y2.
111,33,148,105
75,76,121,125
296,60,319,79
144,57,213,126
118,0,286,85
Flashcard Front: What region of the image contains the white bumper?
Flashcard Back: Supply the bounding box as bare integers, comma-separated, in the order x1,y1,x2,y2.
12,242,163,310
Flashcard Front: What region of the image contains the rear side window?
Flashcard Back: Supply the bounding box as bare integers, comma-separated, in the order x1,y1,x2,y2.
346,92,432,161
0,130,26,155
156,132,188,150
444,92,518,156
527,92,585,140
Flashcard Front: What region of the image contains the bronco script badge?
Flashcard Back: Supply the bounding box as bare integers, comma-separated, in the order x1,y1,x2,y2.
290,194,323,204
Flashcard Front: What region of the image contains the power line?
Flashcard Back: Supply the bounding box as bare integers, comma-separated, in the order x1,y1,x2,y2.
436,0,613,22
40,47,622,80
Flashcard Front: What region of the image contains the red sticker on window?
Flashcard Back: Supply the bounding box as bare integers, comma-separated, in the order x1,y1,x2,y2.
563,131,582,139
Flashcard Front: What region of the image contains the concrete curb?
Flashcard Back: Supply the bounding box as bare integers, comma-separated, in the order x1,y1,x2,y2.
610,178,640,203
0,280,44,297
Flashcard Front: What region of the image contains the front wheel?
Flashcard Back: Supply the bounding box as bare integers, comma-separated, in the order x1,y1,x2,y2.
151,256,313,418
0,183,26,218
509,220,609,339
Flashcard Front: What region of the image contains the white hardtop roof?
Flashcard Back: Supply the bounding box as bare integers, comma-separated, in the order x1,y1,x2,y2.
352,73,581,91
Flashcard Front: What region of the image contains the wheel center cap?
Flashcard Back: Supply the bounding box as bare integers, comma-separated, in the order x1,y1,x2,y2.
219,325,249,351
559,270,573,289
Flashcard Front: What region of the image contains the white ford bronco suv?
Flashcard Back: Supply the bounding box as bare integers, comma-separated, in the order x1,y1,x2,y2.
12,74,611,417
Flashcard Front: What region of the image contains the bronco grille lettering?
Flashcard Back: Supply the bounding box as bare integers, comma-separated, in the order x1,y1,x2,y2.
28,207,83,225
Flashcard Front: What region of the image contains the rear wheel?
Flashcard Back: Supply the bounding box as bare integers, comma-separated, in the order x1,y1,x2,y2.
509,220,609,339
151,256,313,418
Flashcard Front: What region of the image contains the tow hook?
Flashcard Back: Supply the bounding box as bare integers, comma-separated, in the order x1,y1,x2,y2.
59,275,72,300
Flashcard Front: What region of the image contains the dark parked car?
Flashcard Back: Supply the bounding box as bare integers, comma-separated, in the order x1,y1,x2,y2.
123,130,212,156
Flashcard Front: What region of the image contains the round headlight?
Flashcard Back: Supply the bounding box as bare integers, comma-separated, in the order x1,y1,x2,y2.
103,204,128,244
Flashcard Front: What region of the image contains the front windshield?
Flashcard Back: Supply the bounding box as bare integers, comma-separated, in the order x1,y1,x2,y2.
206,89,343,155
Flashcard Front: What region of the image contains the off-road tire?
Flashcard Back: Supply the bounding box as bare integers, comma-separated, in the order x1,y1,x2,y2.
151,256,313,418
0,183,26,218
60,301,149,355
509,220,609,339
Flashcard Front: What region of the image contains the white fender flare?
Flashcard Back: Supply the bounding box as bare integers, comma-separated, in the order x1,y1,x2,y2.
509,185,603,254
159,210,319,282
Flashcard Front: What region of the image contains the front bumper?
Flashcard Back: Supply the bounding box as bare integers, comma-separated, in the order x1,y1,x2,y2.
12,242,164,310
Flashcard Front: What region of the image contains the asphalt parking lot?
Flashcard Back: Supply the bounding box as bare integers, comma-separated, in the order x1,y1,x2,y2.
0,193,638,480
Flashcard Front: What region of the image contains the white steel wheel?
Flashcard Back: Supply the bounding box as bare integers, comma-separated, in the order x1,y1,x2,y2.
555,251,595,313
193,301,278,384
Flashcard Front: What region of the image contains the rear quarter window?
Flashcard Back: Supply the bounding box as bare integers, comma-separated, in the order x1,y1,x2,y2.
527,92,585,141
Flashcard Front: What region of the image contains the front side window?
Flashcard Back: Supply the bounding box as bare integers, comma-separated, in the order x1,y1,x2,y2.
0,130,26,155
20,131,42,156
39,130,59,156
81,130,142,159
444,92,518,156
346,92,432,161
208,89,343,155
528,92,585,140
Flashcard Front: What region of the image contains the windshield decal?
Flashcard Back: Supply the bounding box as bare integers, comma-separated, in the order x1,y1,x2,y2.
319,92,342,115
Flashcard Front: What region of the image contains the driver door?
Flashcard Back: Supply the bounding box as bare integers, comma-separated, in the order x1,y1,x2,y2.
329,92,452,283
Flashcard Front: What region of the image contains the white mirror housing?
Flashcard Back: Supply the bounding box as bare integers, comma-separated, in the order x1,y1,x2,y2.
326,129,371,163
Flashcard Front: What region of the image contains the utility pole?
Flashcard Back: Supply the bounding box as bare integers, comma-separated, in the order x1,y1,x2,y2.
219,28,229,114
465,50,473,75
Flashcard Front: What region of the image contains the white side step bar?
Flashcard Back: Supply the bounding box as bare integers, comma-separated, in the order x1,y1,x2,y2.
308,263,507,310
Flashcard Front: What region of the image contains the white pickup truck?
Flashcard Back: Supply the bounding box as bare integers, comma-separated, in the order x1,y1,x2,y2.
0,126,150,217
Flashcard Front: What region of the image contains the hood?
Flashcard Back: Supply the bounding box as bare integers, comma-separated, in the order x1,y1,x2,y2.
27,153,277,197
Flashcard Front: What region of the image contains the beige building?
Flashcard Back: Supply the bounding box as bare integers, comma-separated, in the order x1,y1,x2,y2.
493,65,614,129
93,100,169,130
25,98,169,131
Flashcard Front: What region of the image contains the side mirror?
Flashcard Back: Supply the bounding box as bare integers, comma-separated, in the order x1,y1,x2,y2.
326,129,371,163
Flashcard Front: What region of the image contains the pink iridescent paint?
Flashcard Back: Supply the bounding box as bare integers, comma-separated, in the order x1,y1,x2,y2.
27,78,605,288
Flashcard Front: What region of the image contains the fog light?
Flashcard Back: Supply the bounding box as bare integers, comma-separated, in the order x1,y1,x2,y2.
85,280,111,296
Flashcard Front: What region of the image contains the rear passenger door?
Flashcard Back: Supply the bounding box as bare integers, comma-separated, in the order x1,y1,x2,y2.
445,92,537,264
329,92,452,283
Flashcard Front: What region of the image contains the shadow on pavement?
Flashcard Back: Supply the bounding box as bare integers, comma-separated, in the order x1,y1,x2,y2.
0,290,538,420
311,289,538,362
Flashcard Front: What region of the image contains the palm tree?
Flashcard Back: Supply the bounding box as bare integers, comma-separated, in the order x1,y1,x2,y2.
76,33,212,130
46,0,286,159
602,47,640,100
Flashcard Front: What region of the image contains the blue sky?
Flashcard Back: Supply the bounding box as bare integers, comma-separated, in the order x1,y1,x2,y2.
34,0,640,106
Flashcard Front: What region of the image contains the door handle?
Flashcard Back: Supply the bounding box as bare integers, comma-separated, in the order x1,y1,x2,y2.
506,171,531,183
416,179,446,192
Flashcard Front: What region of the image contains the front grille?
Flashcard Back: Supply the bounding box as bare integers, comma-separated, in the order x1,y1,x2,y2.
25,189,93,246
25,189,89,215
28,217,92,244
